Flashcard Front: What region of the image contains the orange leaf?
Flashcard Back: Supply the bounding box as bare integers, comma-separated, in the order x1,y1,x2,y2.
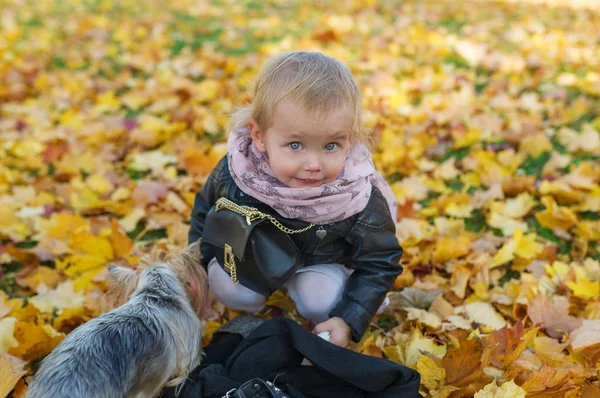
7,321,64,361
109,219,134,260
437,338,493,393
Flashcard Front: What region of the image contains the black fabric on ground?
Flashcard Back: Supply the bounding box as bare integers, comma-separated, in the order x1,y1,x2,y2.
163,317,420,398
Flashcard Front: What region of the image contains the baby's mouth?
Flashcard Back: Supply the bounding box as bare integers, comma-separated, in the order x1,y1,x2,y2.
294,177,322,185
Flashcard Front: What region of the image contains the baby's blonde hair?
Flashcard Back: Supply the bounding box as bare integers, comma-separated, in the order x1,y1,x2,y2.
229,51,371,149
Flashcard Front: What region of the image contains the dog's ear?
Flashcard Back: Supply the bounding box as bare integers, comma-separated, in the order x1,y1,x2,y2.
103,264,138,311
107,264,135,287
181,240,201,264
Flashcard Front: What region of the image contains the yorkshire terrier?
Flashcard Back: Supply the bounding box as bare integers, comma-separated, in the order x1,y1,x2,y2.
26,241,208,398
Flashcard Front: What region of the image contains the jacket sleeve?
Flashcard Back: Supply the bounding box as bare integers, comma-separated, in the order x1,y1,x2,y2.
329,189,403,342
188,156,227,268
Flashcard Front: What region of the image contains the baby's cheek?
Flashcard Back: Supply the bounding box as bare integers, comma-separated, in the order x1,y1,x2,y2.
329,158,346,178
271,157,296,180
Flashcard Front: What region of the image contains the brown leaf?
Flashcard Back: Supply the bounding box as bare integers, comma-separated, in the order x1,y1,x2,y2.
502,175,535,197
437,338,493,394
521,365,580,397
527,294,582,338
482,320,539,368
42,139,69,163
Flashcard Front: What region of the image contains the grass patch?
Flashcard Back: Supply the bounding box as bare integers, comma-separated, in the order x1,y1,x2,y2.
465,209,486,233
518,151,551,177
439,146,471,162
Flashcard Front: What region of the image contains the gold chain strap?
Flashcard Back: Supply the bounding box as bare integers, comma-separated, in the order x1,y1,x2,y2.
215,197,314,234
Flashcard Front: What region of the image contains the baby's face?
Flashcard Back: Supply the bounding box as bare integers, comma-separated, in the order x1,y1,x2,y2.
250,101,354,188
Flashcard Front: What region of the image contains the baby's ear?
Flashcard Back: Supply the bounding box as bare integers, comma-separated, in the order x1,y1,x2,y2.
107,264,135,288
248,119,266,152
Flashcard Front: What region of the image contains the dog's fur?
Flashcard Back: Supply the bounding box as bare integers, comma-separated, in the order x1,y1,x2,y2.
26,241,208,398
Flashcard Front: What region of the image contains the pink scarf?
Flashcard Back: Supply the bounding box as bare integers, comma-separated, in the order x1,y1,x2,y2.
227,127,397,225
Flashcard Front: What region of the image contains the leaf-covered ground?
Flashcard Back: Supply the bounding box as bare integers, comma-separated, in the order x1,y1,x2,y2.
1,0,600,396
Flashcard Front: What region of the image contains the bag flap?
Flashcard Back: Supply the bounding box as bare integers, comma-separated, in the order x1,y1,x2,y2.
203,204,266,259
251,226,302,281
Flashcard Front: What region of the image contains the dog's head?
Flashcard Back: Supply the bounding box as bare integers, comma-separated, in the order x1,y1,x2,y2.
165,241,209,318
105,240,208,318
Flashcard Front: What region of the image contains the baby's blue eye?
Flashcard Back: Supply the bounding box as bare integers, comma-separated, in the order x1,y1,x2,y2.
325,143,337,151
289,142,301,150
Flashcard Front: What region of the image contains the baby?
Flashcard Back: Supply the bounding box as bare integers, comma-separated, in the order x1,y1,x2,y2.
189,51,403,347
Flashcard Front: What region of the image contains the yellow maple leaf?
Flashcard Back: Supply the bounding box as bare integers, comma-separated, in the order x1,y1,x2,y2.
455,302,507,330
474,379,526,398
503,193,536,218
202,320,224,346
487,211,528,236
514,229,543,259
18,266,63,291
108,219,135,261
94,90,121,113
406,308,442,329
0,353,28,398
119,208,146,232
566,268,600,299
69,232,114,260
265,290,297,313
545,260,570,282
58,109,85,131
416,354,446,391
56,254,107,276
444,202,473,218
85,173,114,195
121,91,151,111
0,206,32,241
7,320,64,361
492,228,542,267
455,128,481,148
535,196,579,231
6,302,40,323
433,236,471,263
404,328,446,366
518,134,552,157
492,239,516,268
45,213,90,240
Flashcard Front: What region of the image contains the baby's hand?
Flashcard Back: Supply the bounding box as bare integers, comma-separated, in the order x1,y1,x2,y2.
313,317,351,347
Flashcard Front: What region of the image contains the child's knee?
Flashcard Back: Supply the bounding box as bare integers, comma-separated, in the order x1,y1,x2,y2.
294,295,334,324
288,273,344,323
207,259,266,313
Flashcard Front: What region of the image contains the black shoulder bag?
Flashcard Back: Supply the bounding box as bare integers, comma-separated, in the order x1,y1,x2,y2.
203,198,313,296
223,378,289,398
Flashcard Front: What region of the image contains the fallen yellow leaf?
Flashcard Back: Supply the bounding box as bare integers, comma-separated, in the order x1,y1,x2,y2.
0,353,28,398
474,379,526,398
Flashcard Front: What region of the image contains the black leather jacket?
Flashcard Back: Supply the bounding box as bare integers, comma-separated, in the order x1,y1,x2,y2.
188,156,404,342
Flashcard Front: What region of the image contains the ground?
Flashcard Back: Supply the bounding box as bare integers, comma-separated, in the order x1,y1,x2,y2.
1,0,599,397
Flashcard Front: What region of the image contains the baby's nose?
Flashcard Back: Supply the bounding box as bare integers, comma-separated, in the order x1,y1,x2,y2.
304,156,322,171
